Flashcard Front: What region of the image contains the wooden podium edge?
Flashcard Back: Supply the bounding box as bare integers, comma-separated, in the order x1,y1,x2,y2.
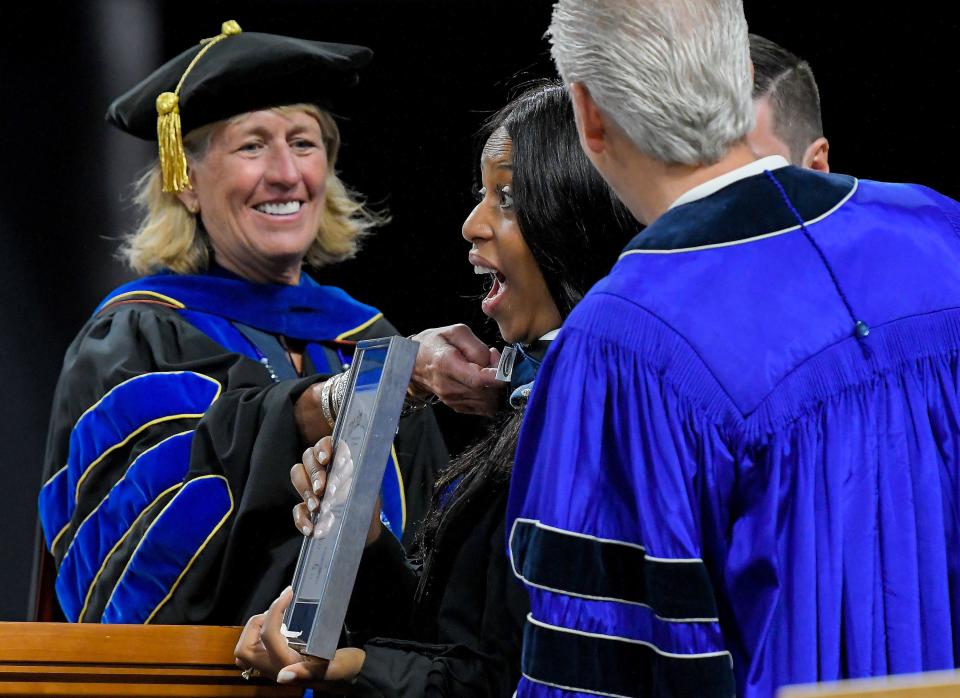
0,623,301,697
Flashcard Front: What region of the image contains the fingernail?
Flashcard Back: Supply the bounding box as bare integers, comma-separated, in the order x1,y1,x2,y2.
307,496,319,512
301,524,312,537
277,670,296,684
312,477,322,494
318,450,329,465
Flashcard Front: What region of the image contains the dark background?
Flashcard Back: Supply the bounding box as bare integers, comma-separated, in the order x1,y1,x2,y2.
1,0,957,621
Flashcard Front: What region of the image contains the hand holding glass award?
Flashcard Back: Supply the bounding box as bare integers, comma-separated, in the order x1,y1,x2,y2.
282,336,418,659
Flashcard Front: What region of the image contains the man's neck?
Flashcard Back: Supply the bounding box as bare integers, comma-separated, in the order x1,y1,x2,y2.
615,141,757,225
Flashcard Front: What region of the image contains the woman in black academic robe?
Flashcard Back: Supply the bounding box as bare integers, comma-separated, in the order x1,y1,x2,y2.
38,23,447,626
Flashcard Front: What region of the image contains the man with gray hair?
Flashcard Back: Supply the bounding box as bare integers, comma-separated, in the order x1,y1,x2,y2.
506,1,960,696
748,33,830,171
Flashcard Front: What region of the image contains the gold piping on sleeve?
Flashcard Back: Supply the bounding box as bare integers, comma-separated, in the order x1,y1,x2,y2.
390,444,407,533
103,290,186,309
335,313,384,340
49,521,71,556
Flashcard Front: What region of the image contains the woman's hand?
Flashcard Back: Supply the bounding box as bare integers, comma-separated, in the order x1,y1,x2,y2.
291,437,332,535
409,324,506,416
291,437,383,546
234,587,366,687
293,381,334,445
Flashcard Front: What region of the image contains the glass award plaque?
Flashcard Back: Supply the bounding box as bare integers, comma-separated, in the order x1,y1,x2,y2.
282,336,418,659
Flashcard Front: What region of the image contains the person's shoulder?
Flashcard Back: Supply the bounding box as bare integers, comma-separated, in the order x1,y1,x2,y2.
299,275,392,339
93,273,192,314
854,178,960,229
562,268,681,346
86,282,191,335
305,282,381,316
555,285,727,398
854,177,957,206
65,279,208,364
303,283,397,339
334,309,396,342
92,291,184,325
60,306,171,376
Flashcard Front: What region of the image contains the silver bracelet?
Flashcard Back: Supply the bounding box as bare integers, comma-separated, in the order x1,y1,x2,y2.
331,369,351,418
319,377,336,429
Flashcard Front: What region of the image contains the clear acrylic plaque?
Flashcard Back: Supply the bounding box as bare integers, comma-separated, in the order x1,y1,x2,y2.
282,336,418,659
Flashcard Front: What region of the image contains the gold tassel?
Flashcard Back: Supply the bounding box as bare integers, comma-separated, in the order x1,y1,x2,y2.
156,92,188,193
154,20,243,193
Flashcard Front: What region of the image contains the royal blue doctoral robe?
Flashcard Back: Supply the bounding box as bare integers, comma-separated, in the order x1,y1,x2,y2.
507,164,960,697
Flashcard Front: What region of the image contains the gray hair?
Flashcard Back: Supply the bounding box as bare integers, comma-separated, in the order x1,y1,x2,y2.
549,0,755,166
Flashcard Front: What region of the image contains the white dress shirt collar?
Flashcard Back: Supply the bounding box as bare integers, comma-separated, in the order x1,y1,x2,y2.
668,155,790,211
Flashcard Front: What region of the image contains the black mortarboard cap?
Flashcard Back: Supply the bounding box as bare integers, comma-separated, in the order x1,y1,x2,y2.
106,21,372,192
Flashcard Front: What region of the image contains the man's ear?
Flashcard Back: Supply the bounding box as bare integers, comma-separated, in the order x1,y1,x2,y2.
570,82,607,155
802,137,830,173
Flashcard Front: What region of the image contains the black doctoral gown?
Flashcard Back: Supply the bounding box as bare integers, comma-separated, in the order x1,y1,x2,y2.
38,269,447,625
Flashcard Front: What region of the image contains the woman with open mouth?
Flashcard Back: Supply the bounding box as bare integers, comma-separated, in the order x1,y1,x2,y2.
237,80,638,695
